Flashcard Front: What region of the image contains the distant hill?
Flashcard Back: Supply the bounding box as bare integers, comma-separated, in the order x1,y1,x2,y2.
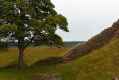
63,41,85,48
5,41,85,48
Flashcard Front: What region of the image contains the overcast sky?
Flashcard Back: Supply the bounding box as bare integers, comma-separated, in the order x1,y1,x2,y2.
52,0,119,41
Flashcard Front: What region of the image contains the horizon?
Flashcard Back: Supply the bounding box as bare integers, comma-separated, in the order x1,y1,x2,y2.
52,0,119,41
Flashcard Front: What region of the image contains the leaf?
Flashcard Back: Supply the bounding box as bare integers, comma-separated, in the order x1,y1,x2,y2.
0,0,69,47
0,24,18,32
47,15,69,32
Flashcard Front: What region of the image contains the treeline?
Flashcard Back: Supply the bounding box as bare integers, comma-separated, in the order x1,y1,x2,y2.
0,41,84,48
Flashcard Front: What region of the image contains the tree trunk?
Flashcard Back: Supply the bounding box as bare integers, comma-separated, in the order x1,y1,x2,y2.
18,48,25,68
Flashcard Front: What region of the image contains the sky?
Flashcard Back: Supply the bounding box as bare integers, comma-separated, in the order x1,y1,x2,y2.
52,0,119,41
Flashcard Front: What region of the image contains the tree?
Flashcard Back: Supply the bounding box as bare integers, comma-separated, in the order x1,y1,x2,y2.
0,0,69,68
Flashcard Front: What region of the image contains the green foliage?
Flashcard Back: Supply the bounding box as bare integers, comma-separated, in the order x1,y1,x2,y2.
0,0,69,67
0,42,8,49
0,24,18,32
0,0,69,48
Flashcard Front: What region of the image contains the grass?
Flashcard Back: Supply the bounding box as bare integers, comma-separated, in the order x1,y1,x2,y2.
1,37,119,80
0,47,69,67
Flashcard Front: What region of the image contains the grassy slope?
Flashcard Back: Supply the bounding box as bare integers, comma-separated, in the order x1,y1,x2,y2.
54,37,119,80
1,37,119,80
28,37,119,80
72,38,119,80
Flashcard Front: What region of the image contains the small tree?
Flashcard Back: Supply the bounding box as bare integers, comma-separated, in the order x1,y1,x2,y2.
0,0,68,68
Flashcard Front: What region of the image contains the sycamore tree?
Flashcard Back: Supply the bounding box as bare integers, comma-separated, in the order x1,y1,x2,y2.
0,0,69,68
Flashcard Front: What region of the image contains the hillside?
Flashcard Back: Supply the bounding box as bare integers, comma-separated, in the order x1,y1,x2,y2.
64,19,119,61
54,37,119,80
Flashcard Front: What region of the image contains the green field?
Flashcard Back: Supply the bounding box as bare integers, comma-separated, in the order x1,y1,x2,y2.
0,48,69,67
